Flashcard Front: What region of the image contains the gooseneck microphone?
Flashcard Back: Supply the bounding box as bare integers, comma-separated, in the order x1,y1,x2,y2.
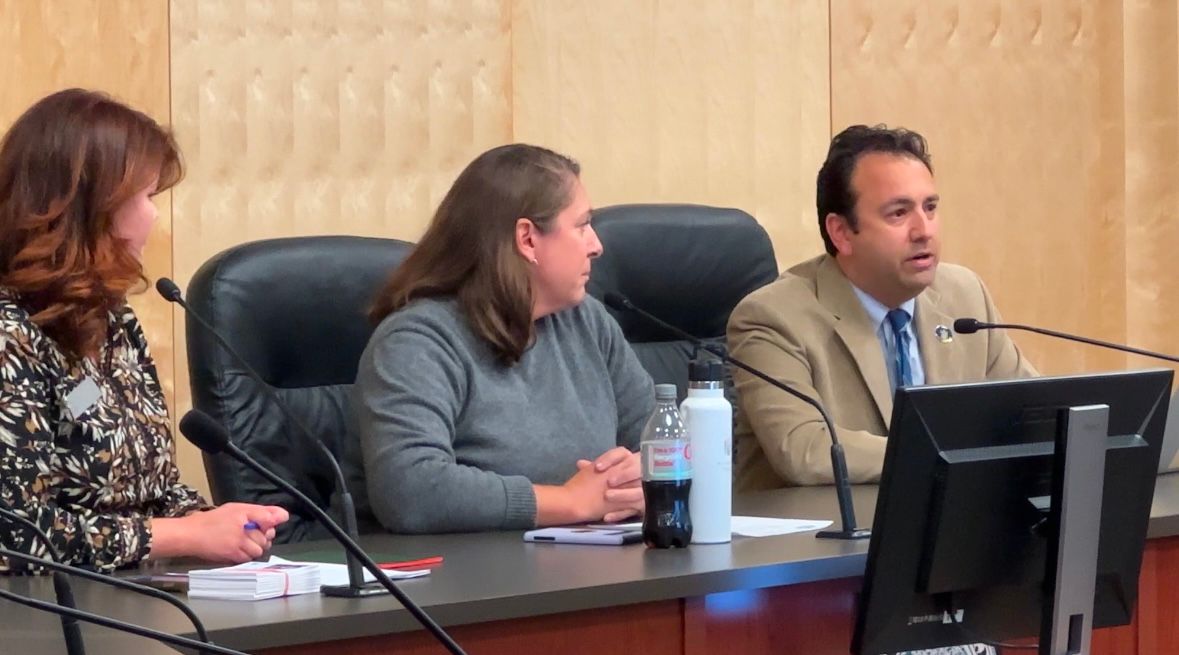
0,546,213,646
156,277,375,597
178,409,468,655
0,505,213,646
602,292,869,540
1,505,84,654
51,572,86,655
0,586,249,655
953,318,1179,364
4,502,238,654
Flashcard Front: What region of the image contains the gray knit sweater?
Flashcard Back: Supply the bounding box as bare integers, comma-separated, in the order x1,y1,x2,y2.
350,295,654,533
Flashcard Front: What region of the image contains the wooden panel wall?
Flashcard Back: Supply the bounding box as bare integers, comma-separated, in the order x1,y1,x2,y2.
511,0,830,268
3,1,1178,492
831,1,1127,375
1123,1,1179,372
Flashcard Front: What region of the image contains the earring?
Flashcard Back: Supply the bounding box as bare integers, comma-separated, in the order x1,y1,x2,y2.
530,257,538,265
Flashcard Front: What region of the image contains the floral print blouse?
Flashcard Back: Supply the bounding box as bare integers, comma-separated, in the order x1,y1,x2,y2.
0,289,207,572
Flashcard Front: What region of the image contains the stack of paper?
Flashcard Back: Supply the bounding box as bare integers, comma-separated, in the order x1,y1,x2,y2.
188,560,321,601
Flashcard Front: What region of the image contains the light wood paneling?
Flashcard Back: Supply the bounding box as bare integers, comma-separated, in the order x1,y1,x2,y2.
831,1,1129,376
512,0,830,268
1123,1,1179,374
168,0,513,494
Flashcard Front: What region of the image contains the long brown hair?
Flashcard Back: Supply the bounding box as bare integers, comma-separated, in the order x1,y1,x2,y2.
370,143,580,364
0,89,183,359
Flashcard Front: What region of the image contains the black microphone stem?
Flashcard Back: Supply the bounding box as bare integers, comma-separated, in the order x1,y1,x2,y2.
1,506,84,654
228,445,466,655
0,587,248,655
179,410,468,655
985,322,1179,365
159,280,370,593
605,297,842,444
53,571,86,655
687,342,863,537
0,547,211,644
604,294,867,539
3,449,212,649
166,291,351,491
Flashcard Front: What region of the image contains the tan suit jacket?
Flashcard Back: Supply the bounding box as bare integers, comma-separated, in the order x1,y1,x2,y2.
728,254,1037,490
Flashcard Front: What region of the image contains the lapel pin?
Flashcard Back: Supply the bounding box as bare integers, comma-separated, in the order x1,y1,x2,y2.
934,325,954,344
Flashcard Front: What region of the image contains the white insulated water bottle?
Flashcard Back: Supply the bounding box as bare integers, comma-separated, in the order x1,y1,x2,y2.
681,360,732,544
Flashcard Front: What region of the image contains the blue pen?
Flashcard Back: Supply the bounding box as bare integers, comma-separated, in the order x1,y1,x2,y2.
243,521,260,531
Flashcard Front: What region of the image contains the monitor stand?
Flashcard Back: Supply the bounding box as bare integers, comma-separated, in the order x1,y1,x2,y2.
1041,403,1109,655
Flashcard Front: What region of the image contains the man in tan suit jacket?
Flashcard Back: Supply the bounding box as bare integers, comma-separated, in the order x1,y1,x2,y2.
729,125,1037,491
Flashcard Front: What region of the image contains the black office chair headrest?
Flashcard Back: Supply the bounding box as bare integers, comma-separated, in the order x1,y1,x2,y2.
186,235,412,390
185,235,412,540
587,204,778,342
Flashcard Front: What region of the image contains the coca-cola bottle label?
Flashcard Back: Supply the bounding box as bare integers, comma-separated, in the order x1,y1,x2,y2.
641,440,693,481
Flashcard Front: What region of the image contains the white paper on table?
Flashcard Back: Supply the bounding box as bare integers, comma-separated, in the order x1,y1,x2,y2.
267,556,430,587
585,517,833,537
730,516,832,537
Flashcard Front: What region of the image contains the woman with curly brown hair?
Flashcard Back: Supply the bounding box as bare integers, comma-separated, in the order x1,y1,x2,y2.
0,89,287,573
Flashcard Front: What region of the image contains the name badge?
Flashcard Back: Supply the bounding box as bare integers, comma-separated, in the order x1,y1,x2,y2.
65,377,102,420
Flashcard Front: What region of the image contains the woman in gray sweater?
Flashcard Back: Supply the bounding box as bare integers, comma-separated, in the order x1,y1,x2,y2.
354,144,654,533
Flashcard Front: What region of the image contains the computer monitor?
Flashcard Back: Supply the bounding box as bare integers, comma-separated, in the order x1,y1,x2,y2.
853,369,1173,655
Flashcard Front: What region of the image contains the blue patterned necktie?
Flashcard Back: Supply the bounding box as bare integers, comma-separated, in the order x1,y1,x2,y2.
886,309,913,389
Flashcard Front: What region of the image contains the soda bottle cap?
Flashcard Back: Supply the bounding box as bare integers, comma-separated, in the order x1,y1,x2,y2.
688,360,724,382
654,384,677,401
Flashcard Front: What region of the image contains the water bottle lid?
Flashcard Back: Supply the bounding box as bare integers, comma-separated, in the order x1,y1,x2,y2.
654,384,678,401
688,360,724,382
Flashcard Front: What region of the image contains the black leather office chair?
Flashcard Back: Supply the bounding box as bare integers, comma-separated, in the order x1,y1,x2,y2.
185,235,413,543
586,204,778,400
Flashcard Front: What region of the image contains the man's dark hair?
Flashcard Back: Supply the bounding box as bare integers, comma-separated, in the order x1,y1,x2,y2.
816,124,933,255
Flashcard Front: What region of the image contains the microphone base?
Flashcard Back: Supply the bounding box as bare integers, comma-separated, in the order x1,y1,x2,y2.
321,582,391,598
815,527,871,540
